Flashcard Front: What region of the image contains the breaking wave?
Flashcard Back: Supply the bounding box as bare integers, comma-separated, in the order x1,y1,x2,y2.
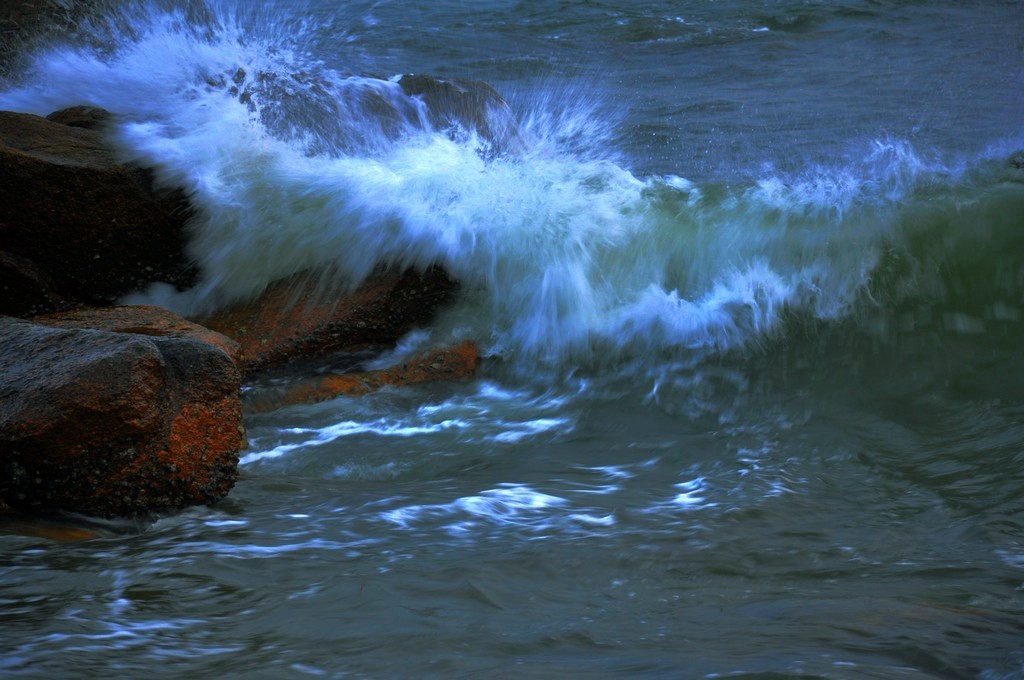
2,0,1022,373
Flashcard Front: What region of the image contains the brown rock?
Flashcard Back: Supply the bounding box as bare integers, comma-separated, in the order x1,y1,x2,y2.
398,74,525,153
0,316,244,517
0,249,70,317
0,1,101,79
245,341,479,413
200,266,458,373
0,110,197,315
34,304,243,369
46,105,113,130
0,518,101,541
0,0,52,25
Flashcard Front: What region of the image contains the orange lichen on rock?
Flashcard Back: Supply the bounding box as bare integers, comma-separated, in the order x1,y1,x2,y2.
245,341,479,413
0,316,245,517
167,399,247,472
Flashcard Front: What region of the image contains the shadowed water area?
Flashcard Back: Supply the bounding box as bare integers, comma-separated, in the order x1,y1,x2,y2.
2,0,1024,677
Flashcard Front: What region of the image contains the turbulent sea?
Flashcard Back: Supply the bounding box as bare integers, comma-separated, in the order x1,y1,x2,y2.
3,1,1024,677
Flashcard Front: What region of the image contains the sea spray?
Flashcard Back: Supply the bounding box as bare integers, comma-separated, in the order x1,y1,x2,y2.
1,0,1021,372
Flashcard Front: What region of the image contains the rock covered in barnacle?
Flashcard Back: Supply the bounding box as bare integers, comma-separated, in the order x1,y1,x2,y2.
0,313,244,518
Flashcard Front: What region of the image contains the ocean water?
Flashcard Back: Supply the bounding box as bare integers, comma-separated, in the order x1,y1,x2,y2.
2,1,1024,677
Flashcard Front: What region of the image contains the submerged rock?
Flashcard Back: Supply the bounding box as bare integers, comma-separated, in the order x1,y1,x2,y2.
244,341,479,413
200,266,458,374
0,315,244,518
0,517,102,541
0,110,197,316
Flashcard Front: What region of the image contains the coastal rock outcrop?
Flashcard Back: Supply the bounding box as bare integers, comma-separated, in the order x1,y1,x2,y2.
0,249,68,317
34,304,243,369
201,266,458,373
0,1,95,78
219,69,525,155
398,74,525,152
45,104,112,130
244,341,479,413
0,314,244,518
0,109,196,316
0,85,485,520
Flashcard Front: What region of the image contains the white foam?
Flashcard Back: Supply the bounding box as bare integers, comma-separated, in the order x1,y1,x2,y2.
488,417,572,443
240,418,468,464
671,477,714,508
380,485,569,534
0,2,957,369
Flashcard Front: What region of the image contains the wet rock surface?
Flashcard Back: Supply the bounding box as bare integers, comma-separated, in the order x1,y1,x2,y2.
34,304,243,369
0,94,482,518
200,266,458,374
244,341,479,413
45,104,112,130
0,1,86,78
0,316,244,518
0,249,68,316
0,109,197,315
215,68,525,155
398,73,525,152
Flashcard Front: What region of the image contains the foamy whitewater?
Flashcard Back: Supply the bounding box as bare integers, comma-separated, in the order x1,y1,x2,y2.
2,2,997,366
3,1,1024,677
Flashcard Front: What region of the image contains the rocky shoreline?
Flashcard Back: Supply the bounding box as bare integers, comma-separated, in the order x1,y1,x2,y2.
0,106,474,520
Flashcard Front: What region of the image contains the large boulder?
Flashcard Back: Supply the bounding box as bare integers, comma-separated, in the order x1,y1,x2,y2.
200,266,458,373
0,315,244,517
0,110,197,316
34,304,243,369
0,249,68,316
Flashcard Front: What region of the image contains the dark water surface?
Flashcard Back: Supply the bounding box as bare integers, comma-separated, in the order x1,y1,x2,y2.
2,1,1024,677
